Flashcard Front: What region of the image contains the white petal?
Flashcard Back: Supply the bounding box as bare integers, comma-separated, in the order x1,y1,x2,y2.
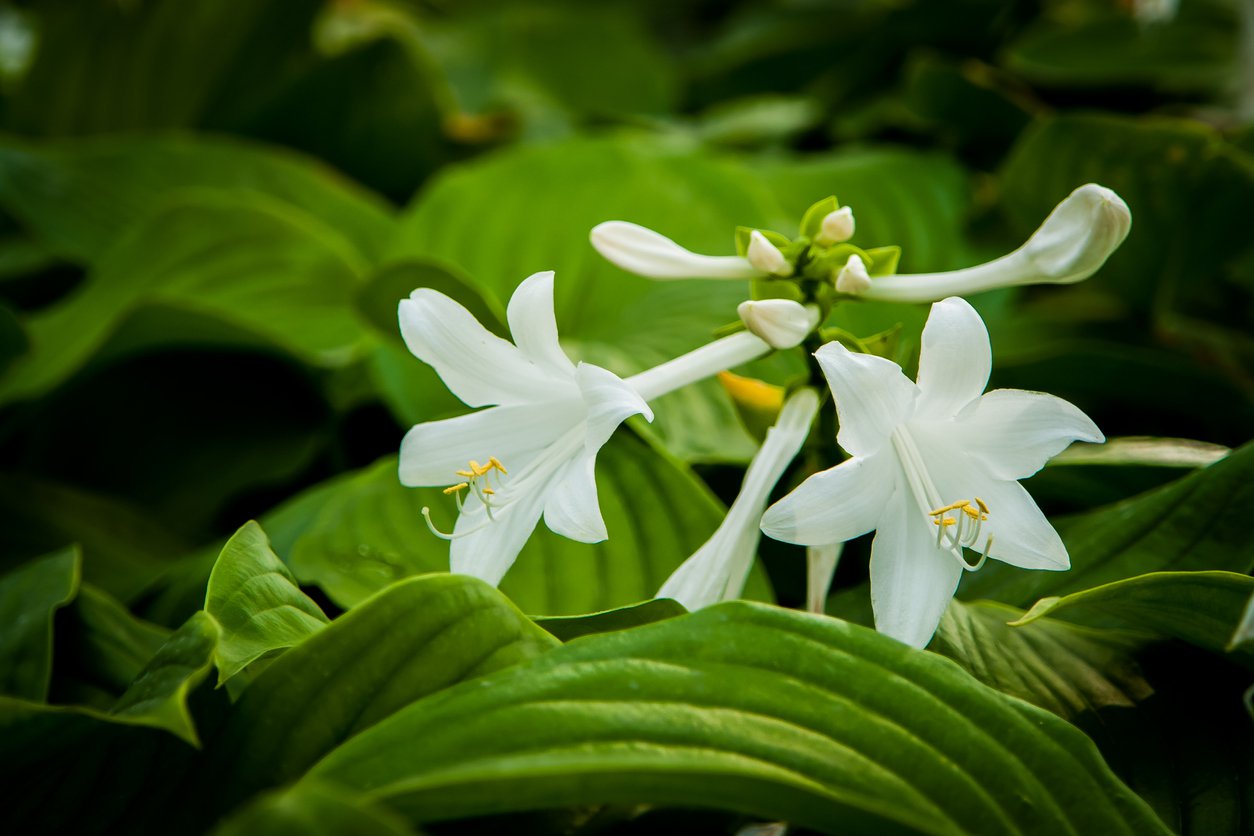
869,487,963,649
398,402,575,487
761,452,894,546
450,483,550,587
915,297,991,420
958,389,1104,480
576,362,653,452
399,289,564,408
815,342,916,457
543,453,608,543
590,221,761,280
506,271,575,376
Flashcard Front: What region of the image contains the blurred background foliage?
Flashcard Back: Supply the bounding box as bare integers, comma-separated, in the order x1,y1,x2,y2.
0,0,1250,621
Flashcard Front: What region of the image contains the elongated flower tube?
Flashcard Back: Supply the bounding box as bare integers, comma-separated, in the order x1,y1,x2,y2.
400,271,775,587
853,184,1130,302
658,388,819,610
590,221,760,280
806,543,842,614
761,297,1103,648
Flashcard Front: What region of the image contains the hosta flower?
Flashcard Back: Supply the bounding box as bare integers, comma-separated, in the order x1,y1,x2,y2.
658,388,819,610
761,297,1103,648
399,271,652,586
400,271,779,587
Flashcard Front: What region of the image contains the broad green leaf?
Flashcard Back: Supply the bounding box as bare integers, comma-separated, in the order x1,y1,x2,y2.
204,521,329,687
310,602,1166,835
1013,571,1254,663
392,135,783,462
0,547,80,700
212,781,419,836
287,434,771,615
50,584,171,708
198,574,558,815
0,133,394,264
1231,592,1254,650
534,598,687,642
0,193,367,403
960,441,1254,607
1050,436,1231,469
932,600,1152,720
110,610,219,746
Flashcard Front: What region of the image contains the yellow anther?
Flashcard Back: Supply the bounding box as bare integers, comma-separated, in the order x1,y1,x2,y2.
975,497,990,514
488,456,508,475
961,505,981,520
482,487,496,495
443,482,469,495
468,459,483,473
929,500,971,516
933,517,957,527
456,469,476,479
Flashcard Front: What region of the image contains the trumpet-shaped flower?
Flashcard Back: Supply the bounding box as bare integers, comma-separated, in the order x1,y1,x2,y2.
399,271,652,586
761,297,1103,648
659,388,819,610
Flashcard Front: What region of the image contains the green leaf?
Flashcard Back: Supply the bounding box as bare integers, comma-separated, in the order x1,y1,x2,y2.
110,610,220,746
932,600,1152,720
287,434,770,615
1012,571,1254,663
800,195,839,239
534,598,687,642
0,133,394,264
309,602,1166,835
0,547,80,700
212,781,420,836
0,193,368,404
204,521,329,687
960,441,1254,607
198,574,558,814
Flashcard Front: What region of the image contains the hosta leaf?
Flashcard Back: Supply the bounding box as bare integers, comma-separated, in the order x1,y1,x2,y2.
932,600,1151,720
310,602,1166,835
1013,571,1254,663
0,193,367,404
204,521,328,687
0,547,80,700
197,574,558,815
960,440,1254,607
0,133,394,264
212,781,420,836
534,598,687,642
286,434,771,615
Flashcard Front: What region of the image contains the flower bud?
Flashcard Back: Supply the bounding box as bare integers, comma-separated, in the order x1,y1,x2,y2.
1020,183,1131,284
834,254,871,295
737,299,820,349
815,206,855,246
590,221,760,280
747,230,793,277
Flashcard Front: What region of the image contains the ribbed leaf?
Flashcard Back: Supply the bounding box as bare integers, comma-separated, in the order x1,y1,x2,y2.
0,547,80,700
310,602,1166,835
204,521,328,686
212,782,419,836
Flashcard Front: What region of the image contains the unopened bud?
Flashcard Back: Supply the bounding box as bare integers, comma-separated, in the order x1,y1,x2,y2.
747,231,793,277
590,221,760,280
737,299,819,349
1020,184,1131,283
815,206,855,245
834,254,871,295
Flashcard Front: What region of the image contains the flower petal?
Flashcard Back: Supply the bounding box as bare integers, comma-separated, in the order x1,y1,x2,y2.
450,483,550,587
761,451,894,546
543,453,608,544
814,342,916,456
576,362,653,451
398,402,574,487
915,297,991,420
958,389,1104,480
506,271,575,376
869,487,964,649
590,221,761,280
399,288,566,408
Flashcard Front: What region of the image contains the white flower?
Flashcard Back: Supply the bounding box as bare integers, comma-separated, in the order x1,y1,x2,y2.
834,254,871,295
737,299,820,349
853,184,1131,303
590,221,760,280
747,231,793,276
398,271,652,586
806,542,843,614
658,388,819,610
760,297,1103,648
816,206,855,245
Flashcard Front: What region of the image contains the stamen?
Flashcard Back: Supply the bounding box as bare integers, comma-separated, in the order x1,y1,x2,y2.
488,456,508,475
929,500,971,516
974,497,989,514
932,518,957,527
443,482,469,495
930,496,993,572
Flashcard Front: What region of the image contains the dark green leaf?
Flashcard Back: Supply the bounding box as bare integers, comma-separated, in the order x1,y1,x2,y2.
0,547,79,700
534,598,687,642
212,781,420,836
